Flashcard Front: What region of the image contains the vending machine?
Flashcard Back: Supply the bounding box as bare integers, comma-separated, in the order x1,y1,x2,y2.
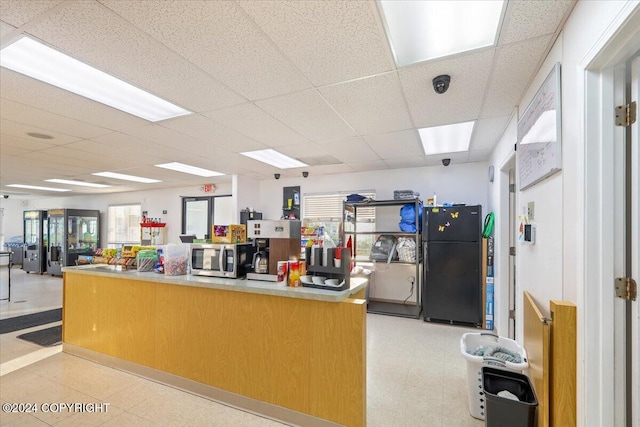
47,209,100,276
23,210,48,274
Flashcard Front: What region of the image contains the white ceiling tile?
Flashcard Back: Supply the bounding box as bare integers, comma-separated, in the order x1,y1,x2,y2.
348,160,389,172
481,36,552,118
203,103,308,148
101,0,311,100
307,163,355,175
500,1,574,45
399,50,495,129
0,132,57,151
0,20,17,44
26,0,245,113
0,69,147,130
0,118,81,145
317,137,379,163
256,89,355,141
319,73,413,134
118,123,215,151
2,100,113,139
0,1,572,197
384,157,427,169
470,115,511,151
0,144,31,156
363,130,423,159
239,0,393,86
0,0,63,27
159,114,266,153
277,142,328,159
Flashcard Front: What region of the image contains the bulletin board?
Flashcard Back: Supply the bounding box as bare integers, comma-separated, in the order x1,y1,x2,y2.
517,63,562,190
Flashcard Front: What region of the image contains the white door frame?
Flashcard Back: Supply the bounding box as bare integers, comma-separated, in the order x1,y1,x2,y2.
580,4,640,426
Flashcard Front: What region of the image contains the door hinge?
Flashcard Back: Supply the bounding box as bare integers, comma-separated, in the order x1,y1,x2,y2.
615,101,637,126
509,184,515,193
509,246,516,256
509,310,516,319
615,277,637,301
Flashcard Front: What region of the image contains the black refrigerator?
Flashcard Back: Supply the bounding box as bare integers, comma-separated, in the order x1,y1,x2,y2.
422,205,482,326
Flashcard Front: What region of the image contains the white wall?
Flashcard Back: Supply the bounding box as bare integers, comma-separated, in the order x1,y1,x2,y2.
257,162,489,221
488,1,638,424
2,183,232,246
488,111,517,336
0,197,24,245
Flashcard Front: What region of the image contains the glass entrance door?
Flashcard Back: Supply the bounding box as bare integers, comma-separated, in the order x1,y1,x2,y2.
47,212,64,275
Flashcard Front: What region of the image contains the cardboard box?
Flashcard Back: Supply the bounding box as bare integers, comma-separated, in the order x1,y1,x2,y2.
211,224,247,243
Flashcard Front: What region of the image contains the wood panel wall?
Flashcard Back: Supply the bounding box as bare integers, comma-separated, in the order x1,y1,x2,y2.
523,291,577,427
524,291,550,427
550,300,577,426
63,273,366,427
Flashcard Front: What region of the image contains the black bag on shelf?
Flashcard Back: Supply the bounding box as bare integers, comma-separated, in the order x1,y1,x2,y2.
369,235,398,261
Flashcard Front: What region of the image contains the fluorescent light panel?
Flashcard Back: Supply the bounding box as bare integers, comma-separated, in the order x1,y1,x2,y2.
7,184,70,192
45,179,111,188
419,121,475,155
240,149,307,169
92,172,161,183
155,162,224,177
380,0,504,66
0,37,191,122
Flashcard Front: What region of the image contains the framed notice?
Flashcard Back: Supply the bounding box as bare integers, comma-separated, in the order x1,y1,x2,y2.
517,63,562,190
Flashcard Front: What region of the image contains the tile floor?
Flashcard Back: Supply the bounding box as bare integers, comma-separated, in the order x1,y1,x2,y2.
0,267,483,427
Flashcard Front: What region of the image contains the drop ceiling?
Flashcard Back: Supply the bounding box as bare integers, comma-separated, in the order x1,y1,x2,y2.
0,0,575,197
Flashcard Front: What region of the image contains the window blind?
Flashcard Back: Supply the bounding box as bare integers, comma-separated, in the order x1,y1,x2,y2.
107,204,142,245
303,192,375,222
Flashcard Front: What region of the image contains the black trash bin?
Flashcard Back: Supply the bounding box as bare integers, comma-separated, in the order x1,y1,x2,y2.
482,366,538,427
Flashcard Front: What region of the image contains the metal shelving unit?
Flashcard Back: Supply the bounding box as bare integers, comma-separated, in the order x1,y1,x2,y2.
343,199,422,318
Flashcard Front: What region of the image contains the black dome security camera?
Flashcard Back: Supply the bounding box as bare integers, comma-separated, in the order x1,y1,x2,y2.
3,195,8,199
274,173,281,180
442,158,451,166
302,171,309,178
433,74,451,94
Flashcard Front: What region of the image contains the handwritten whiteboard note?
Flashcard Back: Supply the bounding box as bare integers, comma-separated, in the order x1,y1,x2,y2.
517,63,562,190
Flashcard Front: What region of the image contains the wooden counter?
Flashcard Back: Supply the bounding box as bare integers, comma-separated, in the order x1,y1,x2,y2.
62,265,367,427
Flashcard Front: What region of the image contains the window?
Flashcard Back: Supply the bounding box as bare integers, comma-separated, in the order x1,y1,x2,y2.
107,204,141,247
302,191,375,258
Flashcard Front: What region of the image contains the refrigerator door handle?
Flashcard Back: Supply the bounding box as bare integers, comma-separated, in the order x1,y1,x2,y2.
423,242,429,272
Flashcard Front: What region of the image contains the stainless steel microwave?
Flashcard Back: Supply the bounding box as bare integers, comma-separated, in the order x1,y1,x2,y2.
190,243,254,278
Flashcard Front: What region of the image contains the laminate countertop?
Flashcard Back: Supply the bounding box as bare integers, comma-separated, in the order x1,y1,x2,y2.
62,264,367,303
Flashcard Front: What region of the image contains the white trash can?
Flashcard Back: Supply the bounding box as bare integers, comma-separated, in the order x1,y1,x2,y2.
460,332,528,420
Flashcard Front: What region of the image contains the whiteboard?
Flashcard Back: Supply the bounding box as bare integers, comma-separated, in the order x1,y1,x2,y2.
517,63,562,190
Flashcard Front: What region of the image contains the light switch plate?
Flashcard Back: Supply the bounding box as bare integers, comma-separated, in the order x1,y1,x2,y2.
527,201,535,220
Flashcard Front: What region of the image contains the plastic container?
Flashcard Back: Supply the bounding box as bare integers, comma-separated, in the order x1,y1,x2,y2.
482,366,538,427
163,244,189,276
136,250,158,272
460,332,529,420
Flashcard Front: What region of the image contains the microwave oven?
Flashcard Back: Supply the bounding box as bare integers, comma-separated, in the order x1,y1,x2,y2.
190,243,254,278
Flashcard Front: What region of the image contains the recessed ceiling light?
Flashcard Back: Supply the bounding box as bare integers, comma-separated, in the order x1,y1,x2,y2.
27,132,54,139
154,162,224,177
92,172,161,183
240,149,307,169
419,121,475,155
45,179,111,188
379,0,505,66
0,37,191,122
7,184,71,192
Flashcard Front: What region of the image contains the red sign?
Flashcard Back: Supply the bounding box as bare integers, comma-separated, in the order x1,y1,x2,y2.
202,184,216,193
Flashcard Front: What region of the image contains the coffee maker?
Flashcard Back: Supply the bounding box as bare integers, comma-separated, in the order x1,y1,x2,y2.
252,238,269,274
246,220,301,281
